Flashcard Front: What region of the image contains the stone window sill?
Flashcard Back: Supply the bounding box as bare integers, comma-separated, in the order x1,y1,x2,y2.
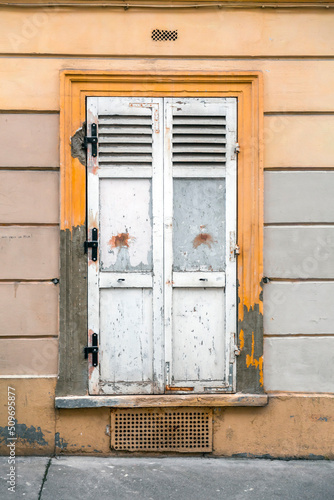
55,393,268,409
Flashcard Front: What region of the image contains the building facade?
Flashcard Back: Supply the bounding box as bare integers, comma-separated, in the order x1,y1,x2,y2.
0,0,333,457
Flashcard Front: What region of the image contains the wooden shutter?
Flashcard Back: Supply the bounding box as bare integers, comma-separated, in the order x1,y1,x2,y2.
87,97,164,395
164,98,237,392
87,96,237,396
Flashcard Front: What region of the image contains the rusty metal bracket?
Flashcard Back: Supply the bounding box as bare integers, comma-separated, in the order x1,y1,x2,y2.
84,333,99,367
84,123,98,157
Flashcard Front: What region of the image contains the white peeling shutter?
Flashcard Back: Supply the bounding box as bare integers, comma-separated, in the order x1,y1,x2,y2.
164,98,237,392
87,97,164,395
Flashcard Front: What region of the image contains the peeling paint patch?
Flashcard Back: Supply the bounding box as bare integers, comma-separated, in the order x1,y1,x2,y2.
237,303,264,393
193,233,215,249
55,432,68,450
108,232,135,249
0,421,48,446
71,122,86,166
246,333,264,387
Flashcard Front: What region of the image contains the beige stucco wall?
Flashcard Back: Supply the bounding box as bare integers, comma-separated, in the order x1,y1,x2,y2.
0,2,334,456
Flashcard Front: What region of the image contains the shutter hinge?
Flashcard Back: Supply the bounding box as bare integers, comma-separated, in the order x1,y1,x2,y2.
234,143,240,154
230,333,241,363
229,231,240,261
84,333,99,367
84,123,98,157
84,227,98,261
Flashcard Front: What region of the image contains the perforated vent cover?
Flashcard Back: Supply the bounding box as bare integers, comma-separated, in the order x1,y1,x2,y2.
111,408,213,452
152,29,178,41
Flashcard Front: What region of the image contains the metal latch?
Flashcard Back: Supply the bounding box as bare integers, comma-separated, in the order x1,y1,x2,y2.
84,227,98,261
84,333,99,367
84,123,98,157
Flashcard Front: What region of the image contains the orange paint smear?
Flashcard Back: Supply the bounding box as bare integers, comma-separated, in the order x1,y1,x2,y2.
239,330,245,351
246,332,264,387
108,232,135,249
193,233,215,249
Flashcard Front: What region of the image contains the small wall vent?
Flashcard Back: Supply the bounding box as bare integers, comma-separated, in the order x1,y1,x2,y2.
152,29,178,41
111,408,213,452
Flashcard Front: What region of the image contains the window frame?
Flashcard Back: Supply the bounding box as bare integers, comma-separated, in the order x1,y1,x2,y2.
56,70,266,408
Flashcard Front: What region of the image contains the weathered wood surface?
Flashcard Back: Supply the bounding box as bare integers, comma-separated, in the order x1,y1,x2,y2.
0,171,59,223
264,227,334,279
1,9,333,56
2,59,334,113
0,226,59,279
264,115,334,169
55,393,269,408
265,172,334,223
0,283,58,337
0,114,59,168
264,337,334,392
0,338,58,375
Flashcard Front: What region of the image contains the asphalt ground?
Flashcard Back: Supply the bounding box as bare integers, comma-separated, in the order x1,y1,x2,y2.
1,456,334,500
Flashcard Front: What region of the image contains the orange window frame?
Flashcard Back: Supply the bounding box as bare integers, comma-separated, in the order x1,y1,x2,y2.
59,70,264,399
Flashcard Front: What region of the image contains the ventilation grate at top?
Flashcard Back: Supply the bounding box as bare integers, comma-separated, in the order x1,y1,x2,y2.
152,29,178,42
111,408,213,452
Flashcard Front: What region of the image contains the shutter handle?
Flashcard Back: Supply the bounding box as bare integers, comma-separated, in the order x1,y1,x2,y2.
199,278,208,282
117,278,125,282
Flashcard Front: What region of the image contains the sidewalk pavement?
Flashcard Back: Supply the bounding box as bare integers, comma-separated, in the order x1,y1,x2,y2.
1,456,334,500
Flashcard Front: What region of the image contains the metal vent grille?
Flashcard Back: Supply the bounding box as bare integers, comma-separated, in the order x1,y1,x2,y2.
152,29,178,41
98,114,153,167
111,408,213,452
172,115,227,168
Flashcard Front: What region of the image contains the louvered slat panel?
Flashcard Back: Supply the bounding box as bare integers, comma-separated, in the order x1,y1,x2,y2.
172,115,226,167
98,114,153,167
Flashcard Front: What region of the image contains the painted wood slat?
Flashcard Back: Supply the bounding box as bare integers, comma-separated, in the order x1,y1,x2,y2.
173,272,225,288
99,145,152,153
0,338,58,376
0,114,59,168
98,166,152,178
264,116,334,169
173,136,226,144
173,127,226,135
99,154,152,163
1,10,334,56
99,136,152,144
0,283,58,337
0,171,59,224
0,226,59,280
98,126,152,135
173,117,226,125
264,172,334,223
173,145,226,153
264,282,334,335
264,337,334,393
173,167,226,178
264,226,334,279
99,273,152,288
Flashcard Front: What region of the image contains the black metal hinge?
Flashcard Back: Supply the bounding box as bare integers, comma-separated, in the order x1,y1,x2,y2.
84,333,99,367
84,227,98,261
84,123,98,157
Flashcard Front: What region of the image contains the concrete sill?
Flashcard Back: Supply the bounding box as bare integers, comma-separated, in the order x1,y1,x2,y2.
55,393,268,409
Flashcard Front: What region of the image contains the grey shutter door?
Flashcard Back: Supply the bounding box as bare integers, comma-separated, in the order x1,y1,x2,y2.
164,98,237,392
